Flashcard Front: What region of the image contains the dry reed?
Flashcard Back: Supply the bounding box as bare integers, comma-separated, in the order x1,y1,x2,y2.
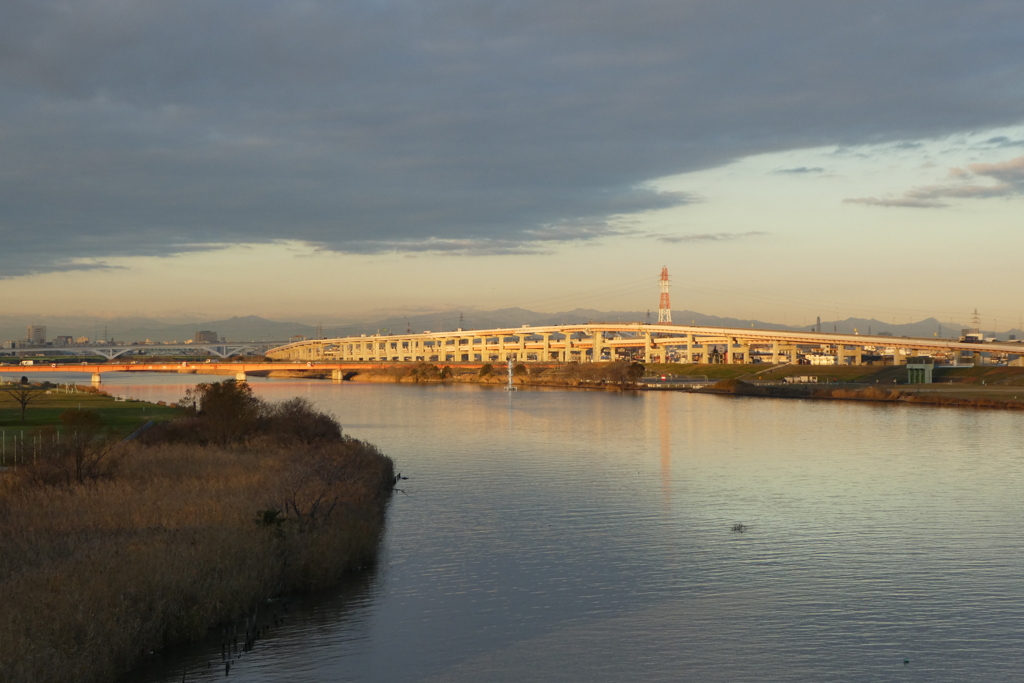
0,436,394,683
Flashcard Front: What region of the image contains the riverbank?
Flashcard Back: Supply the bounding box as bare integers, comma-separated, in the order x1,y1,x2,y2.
345,360,644,390
0,383,181,430
698,378,1024,410
343,361,1024,407
0,384,394,683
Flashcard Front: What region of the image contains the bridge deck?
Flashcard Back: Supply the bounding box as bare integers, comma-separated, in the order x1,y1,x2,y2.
263,322,1024,364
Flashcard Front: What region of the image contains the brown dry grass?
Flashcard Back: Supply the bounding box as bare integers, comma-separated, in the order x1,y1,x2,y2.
0,438,393,683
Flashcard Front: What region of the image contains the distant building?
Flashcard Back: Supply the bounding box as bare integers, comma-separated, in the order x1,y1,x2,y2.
26,325,46,345
54,335,73,347
76,336,91,344
195,330,219,343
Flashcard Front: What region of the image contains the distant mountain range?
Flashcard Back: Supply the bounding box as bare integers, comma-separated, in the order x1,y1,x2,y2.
1,311,1019,344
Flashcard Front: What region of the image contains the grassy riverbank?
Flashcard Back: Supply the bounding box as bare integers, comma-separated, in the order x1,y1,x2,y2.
700,378,1024,409
0,381,394,683
0,384,181,431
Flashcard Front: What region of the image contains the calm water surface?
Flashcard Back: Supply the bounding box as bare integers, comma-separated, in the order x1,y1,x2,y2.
41,373,1024,682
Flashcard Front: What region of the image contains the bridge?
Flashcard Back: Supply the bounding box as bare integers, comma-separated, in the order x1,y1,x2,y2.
1,341,288,360
264,323,1024,366
0,361,391,385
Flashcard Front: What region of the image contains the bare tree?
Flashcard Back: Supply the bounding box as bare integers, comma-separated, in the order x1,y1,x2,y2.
282,439,386,531
27,411,122,485
1,385,47,423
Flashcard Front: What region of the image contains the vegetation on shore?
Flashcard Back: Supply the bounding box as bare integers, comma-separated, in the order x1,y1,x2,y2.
0,380,394,683
350,360,646,388
701,378,1024,409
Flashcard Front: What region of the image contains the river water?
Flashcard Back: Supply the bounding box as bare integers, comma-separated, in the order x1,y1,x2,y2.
30,373,1024,682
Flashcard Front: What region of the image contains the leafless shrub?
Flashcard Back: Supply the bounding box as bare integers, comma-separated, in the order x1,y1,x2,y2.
27,431,123,487
259,397,342,445
281,438,390,532
145,385,345,448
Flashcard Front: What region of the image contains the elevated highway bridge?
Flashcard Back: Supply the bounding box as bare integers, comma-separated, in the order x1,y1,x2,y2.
265,323,1024,366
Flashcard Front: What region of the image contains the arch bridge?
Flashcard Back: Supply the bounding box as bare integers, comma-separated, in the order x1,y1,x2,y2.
4,342,283,360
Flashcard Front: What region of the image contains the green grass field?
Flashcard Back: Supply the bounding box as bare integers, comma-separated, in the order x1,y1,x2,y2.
0,387,181,432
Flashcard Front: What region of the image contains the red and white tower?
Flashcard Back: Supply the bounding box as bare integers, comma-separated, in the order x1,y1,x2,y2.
658,266,672,323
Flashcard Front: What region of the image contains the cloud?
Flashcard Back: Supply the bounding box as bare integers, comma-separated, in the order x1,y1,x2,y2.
655,231,767,244
773,166,825,175
966,155,1024,181
2,1,1024,273
845,154,1024,208
316,220,636,256
0,258,125,280
983,136,1024,148
843,196,946,208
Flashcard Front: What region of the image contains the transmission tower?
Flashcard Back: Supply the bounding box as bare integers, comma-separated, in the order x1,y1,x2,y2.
658,266,672,323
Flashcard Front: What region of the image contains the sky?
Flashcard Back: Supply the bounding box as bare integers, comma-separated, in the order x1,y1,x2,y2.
1,1,1023,328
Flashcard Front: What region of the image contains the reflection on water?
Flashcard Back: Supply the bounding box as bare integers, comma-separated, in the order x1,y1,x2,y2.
46,373,1024,682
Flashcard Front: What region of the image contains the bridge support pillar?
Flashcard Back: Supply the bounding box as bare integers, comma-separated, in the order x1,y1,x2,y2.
332,369,344,382
836,345,846,366
772,341,781,364
590,330,602,362
738,344,750,364
683,335,695,364
853,346,863,365
235,372,247,382
644,333,652,364
91,373,102,385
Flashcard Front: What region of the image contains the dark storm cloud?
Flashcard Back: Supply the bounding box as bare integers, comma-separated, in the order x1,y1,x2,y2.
2,0,1024,275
